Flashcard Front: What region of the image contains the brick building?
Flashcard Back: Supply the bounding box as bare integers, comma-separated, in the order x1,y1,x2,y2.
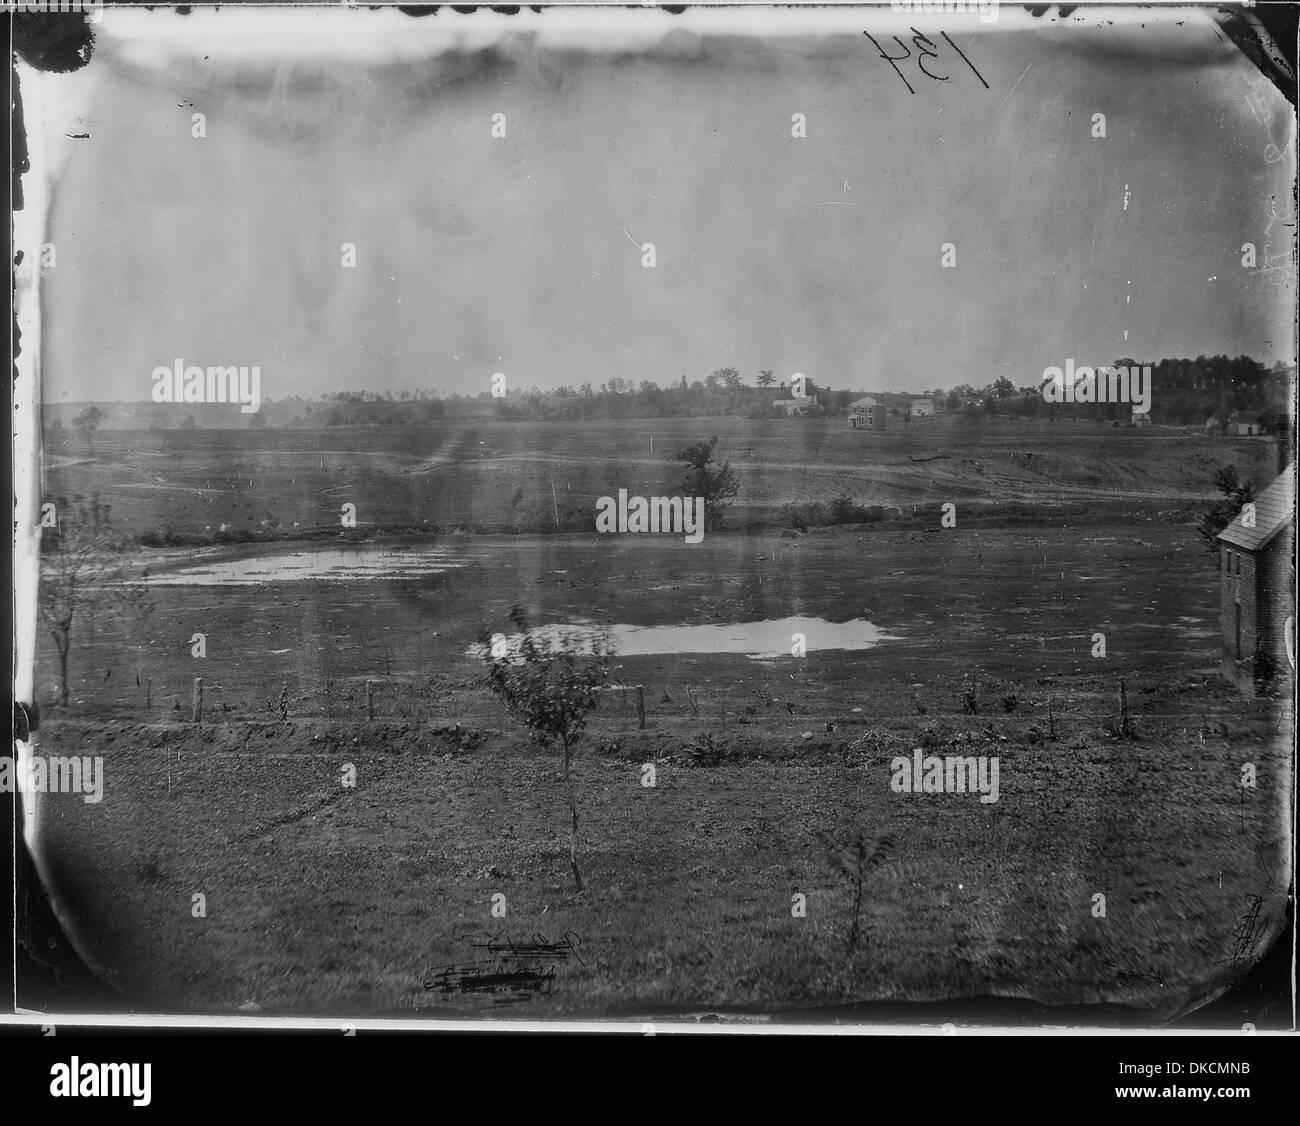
1217,462,1295,693
848,396,885,430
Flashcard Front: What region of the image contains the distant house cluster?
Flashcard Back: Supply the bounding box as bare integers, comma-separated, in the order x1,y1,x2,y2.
1206,410,1266,437
848,396,934,430
771,393,817,416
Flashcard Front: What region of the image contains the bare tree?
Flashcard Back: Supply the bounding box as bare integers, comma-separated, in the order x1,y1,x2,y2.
39,494,152,707
481,607,609,890
821,828,893,953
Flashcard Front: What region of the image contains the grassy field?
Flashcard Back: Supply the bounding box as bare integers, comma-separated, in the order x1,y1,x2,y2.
42,413,1280,536
29,460,1294,1020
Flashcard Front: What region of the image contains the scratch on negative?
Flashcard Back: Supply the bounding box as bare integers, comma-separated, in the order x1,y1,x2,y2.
620,225,640,246
997,64,1032,112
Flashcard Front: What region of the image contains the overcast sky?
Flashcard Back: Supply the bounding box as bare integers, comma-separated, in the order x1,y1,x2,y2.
35,6,1296,402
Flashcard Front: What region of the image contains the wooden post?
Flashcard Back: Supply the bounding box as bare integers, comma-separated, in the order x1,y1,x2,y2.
366,679,375,721
192,678,203,724
1047,696,1055,740
1118,678,1130,737
636,686,646,730
146,678,152,712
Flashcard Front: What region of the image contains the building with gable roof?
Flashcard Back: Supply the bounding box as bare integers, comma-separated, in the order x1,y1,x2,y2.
1217,462,1295,692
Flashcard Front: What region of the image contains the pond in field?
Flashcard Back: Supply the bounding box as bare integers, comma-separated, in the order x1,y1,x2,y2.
466,617,900,661
144,546,469,585
141,544,900,657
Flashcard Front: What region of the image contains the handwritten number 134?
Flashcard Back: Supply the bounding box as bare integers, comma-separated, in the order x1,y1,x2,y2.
864,29,990,94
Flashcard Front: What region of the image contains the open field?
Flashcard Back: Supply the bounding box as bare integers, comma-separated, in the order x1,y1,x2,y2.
42,414,1280,537
30,493,1294,1018
19,0,1296,1035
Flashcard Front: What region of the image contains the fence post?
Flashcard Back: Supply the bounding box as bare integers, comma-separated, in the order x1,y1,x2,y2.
636,685,646,730
192,678,203,724
1118,678,1130,737
366,679,375,721
146,678,152,712
1047,696,1054,740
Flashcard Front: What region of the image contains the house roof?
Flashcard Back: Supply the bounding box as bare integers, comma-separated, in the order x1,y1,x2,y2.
1232,410,1262,424
1218,463,1295,551
849,396,878,407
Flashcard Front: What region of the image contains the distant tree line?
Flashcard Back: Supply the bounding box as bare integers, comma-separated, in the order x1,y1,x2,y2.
953,355,1291,428
489,369,831,422
52,354,1288,430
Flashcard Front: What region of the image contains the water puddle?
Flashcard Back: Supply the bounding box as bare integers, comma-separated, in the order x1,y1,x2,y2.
145,546,468,585
468,616,900,661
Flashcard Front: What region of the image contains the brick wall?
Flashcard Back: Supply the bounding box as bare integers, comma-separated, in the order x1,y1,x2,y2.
1221,528,1296,691
1257,528,1295,673
1221,544,1258,688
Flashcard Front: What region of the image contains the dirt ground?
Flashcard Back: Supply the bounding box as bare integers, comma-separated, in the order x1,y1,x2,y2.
27,512,1294,1020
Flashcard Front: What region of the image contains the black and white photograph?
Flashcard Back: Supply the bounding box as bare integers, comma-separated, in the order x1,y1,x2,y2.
8,0,1297,1048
